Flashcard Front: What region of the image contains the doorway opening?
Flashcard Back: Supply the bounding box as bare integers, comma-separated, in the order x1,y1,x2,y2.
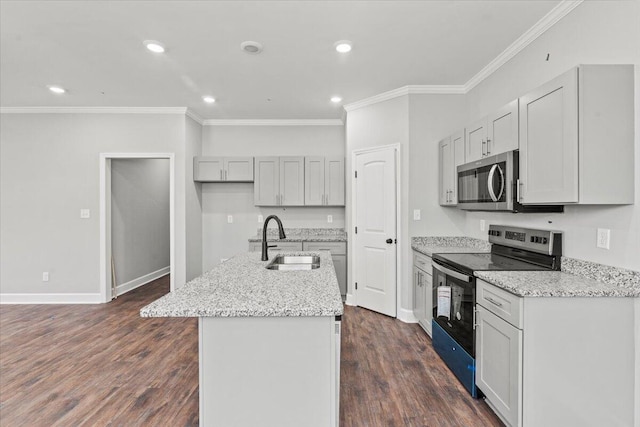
99,153,175,303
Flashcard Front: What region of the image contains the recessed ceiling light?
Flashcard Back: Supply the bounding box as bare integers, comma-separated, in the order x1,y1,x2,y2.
240,41,263,54
144,40,165,53
203,96,216,104
335,41,352,53
48,85,66,94
331,96,342,103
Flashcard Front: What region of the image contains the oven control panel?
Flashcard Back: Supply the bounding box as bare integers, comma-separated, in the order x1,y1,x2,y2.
488,225,562,256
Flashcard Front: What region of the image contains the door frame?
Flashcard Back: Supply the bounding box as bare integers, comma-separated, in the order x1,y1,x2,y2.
349,144,401,317
99,153,175,303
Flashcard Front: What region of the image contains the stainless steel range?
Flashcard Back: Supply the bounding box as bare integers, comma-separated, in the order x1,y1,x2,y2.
430,225,562,397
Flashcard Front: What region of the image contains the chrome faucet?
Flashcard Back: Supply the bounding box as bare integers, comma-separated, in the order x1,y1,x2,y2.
261,215,287,261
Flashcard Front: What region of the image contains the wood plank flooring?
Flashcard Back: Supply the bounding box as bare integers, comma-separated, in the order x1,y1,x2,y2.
1,277,502,426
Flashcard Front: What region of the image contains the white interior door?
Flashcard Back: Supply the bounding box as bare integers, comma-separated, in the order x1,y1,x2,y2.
354,147,397,317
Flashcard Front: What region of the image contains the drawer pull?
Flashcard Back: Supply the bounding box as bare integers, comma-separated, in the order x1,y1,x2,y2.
485,296,503,307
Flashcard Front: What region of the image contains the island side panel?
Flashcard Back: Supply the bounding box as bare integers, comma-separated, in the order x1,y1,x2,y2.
199,316,336,427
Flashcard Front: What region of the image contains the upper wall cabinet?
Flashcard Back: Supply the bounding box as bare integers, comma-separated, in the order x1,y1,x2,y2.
439,132,466,206
305,157,345,206
465,100,519,163
518,65,634,205
194,157,254,182
254,157,305,206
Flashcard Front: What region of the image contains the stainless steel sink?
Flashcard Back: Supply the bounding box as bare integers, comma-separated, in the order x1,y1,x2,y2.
265,255,320,271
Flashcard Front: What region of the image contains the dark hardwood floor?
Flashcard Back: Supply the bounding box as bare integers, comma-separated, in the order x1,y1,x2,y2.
0,277,502,426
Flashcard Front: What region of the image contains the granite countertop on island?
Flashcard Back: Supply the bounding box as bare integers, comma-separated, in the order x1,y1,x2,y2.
248,228,347,243
411,236,491,256
140,251,344,318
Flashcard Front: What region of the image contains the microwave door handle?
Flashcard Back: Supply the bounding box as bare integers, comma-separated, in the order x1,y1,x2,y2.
487,164,499,202
432,262,472,282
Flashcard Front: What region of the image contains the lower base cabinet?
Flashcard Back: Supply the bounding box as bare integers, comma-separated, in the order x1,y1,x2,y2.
413,251,432,336
476,279,637,427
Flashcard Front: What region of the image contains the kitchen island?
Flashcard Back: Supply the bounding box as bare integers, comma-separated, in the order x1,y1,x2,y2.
141,251,343,427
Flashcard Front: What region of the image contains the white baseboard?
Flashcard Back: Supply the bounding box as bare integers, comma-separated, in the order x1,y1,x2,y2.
345,293,356,306
397,307,418,323
116,266,169,296
0,293,103,304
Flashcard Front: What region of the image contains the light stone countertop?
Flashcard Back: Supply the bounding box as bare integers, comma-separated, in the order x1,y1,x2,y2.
248,228,347,242
475,269,640,298
140,251,344,318
411,236,491,257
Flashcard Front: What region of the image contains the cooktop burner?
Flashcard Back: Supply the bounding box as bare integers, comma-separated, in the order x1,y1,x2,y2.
432,252,550,275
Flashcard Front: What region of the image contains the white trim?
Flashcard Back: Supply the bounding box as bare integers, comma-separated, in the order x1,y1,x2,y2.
0,293,103,304
186,109,204,125
0,106,188,115
202,119,343,126
464,0,584,92
344,85,465,112
397,308,418,324
116,266,170,297
350,143,401,318
100,153,175,303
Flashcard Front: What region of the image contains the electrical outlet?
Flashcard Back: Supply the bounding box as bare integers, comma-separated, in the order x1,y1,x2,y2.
327,215,333,223
480,220,486,232
42,272,49,282
80,209,90,219
597,228,610,249
227,215,233,224
413,209,421,221
258,215,263,223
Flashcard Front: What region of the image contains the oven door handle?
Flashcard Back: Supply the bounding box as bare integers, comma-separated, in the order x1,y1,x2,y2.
432,262,472,282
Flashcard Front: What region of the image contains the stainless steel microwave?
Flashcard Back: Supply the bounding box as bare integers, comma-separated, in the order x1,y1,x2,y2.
457,151,563,213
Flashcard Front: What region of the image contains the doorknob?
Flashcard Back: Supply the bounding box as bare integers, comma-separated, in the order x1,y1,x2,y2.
386,238,393,244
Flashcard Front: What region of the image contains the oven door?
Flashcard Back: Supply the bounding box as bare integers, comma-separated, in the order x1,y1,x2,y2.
432,260,475,356
457,151,514,211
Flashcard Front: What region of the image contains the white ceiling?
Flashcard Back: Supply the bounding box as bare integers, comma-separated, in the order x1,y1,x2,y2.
0,0,562,120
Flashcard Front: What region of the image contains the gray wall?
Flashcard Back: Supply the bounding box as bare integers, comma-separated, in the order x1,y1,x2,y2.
111,158,170,286
461,1,640,271
185,116,203,281
201,125,345,272
0,113,189,297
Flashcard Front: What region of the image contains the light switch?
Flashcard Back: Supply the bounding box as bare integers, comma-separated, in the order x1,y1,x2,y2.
480,220,486,231
327,215,333,223
413,209,421,221
227,215,233,224
42,272,49,282
80,209,90,219
258,215,263,223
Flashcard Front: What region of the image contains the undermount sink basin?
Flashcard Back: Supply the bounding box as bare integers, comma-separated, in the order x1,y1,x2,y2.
265,255,320,271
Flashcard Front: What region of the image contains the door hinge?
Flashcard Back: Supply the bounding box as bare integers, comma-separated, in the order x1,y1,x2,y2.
355,282,358,290
355,171,357,178
355,226,358,234
394,239,397,244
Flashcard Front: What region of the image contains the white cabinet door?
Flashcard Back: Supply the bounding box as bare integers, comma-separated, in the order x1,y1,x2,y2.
476,305,523,427
280,157,305,206
254,157,280,206
438,137,454,206
422,270,432,336
487,100,519,157
224,157,254,181
325,157,345,206
304,157,325,206
519,67,579,204
412,267,426,327
465,118,488,162
194,157,223,181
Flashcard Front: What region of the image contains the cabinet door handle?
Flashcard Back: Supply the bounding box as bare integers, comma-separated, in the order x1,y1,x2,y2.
517,179,523,202
486,137,491,155
485,296,503,307
482,139,487,157
220,169,223,180
225,169,227,180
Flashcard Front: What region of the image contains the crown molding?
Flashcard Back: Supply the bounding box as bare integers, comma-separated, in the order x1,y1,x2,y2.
464,0,584,92
344,85,465,112
185,108,204,125
0,106,188,115
202,119,343,126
